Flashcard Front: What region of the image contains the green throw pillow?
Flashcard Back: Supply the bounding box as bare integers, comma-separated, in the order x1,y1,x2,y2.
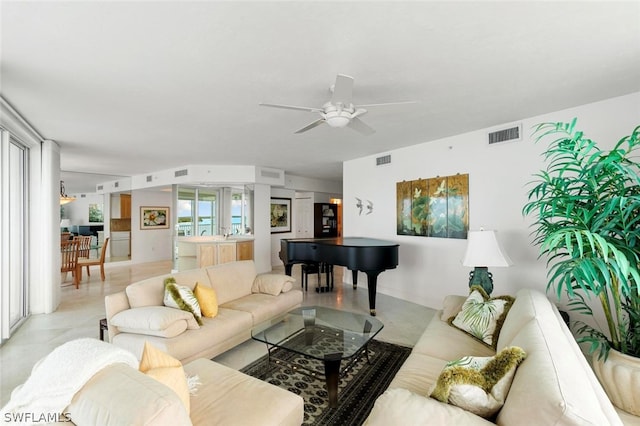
450,285,514,348
163,277,203,326
430,346,527,418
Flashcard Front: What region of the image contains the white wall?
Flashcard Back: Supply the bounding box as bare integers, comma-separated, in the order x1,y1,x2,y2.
343,92,640,310
62,193,105,226
131,189,173,263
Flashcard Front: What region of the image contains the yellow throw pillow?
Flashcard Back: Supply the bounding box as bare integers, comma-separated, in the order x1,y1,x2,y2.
194,283,218,318
139,342,190,414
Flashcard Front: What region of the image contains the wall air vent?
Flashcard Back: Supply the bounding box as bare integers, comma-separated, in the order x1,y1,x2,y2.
97,185,104,191
376,154,391,166
146,175,153,182
114,181,119,188
175,169,189,178
261,169,281,179
80,194,86,198
488,124,522,145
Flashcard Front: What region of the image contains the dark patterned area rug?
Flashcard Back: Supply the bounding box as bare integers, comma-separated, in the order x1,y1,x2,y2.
240,340,411,425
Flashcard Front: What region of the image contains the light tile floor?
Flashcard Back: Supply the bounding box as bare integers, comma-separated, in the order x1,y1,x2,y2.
0,261,434,407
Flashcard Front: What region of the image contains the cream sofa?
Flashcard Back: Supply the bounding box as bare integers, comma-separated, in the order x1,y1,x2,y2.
364,288,623,425
105,260,303,363
60,358,304,426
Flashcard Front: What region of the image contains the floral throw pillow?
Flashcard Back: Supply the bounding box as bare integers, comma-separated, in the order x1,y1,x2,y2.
450,285,514,348
430,346,527,418
163,277,203,325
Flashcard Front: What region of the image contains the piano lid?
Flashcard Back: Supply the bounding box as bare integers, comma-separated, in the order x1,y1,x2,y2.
282,237,398,247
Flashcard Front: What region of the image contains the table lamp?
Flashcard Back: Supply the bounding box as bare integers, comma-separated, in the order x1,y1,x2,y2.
462,229,512,295
60,219,71,232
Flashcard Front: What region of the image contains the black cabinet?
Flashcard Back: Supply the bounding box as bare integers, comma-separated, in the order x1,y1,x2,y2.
314,203,338,237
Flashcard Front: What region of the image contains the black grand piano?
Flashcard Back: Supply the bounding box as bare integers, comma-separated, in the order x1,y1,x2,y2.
279,237,399,316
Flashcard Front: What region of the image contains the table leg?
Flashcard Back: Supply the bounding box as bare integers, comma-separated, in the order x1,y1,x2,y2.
324,353,342,408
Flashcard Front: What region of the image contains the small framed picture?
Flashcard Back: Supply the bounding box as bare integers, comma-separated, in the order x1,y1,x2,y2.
270,198,291,233
140,206,170,230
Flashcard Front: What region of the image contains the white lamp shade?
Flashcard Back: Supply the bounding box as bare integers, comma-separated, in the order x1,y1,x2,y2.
462,229,513,267
60,219,71,228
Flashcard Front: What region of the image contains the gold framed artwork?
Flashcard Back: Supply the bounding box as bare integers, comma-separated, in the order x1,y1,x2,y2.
396,173,469,239
140,206,170,230
270,198,291,233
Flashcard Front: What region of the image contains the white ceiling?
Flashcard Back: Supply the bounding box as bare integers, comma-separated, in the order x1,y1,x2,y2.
2,1,640,194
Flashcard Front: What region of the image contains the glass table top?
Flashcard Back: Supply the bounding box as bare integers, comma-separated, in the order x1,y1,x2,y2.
251,306,384,361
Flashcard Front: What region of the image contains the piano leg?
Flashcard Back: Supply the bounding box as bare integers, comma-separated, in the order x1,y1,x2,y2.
284,263,293,276
364,270,382,316
352,270,358,290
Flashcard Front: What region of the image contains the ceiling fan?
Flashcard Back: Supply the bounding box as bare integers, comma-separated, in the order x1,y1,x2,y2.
259,74,416,136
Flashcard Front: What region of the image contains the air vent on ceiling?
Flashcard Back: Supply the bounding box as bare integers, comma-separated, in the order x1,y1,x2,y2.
146,175,153,182
175,169,189,177
261,169,281,179
488,124,522,145
376,154,391,166
97,185,104,191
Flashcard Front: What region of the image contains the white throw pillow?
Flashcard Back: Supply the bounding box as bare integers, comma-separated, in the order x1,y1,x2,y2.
430,346,527,418
251,274,296,296
163,277,203,325
451,286,514,347
111,306,199,338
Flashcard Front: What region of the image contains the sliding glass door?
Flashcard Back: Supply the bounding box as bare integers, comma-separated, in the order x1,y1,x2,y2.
1,132,29,341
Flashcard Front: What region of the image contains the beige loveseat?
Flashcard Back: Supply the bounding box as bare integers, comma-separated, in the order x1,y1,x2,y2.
364,288,623,425
105,260,303,363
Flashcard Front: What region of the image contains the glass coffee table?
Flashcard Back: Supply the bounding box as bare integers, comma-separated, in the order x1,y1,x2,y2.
251,306,384,407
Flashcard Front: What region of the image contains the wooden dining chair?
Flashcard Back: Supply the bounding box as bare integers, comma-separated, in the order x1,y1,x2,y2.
61,239,80,288
74,236,92,274
76,237,110,284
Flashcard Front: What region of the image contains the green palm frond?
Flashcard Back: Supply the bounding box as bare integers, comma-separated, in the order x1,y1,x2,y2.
523,120,640,359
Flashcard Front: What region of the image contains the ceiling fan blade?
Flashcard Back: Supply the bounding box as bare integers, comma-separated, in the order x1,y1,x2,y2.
331,74,354,106
259,103,323,113
357,101,418,108
294,118,325,134
352,108,368,119
348,117,375,136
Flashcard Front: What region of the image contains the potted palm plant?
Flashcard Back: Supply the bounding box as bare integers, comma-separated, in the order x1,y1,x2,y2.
523,118,640,414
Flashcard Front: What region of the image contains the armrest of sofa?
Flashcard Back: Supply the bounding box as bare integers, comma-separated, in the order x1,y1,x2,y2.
105,291,131,342
364,388,494,426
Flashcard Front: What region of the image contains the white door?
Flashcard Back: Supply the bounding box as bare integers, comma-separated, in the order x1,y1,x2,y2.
295,197,313,238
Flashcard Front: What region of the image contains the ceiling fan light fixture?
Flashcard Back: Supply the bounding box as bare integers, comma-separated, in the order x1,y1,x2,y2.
325,115,351,128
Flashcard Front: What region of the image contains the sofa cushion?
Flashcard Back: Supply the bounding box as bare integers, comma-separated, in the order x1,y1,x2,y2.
111,306,200,338
430,346,526,418
440,294,468,321
164,277,203,325
194,283,219,318
66,363,191,426
112,308,254,362
139,342,190,414
126,269,211,308
364,388,495,426
184,358,304,426
496,288,548,351
221,290,303,325
387,352,449,395
497,318,614,425
451,286,514,348
206,260,257,305
251,273,296,296
413,314,495,361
